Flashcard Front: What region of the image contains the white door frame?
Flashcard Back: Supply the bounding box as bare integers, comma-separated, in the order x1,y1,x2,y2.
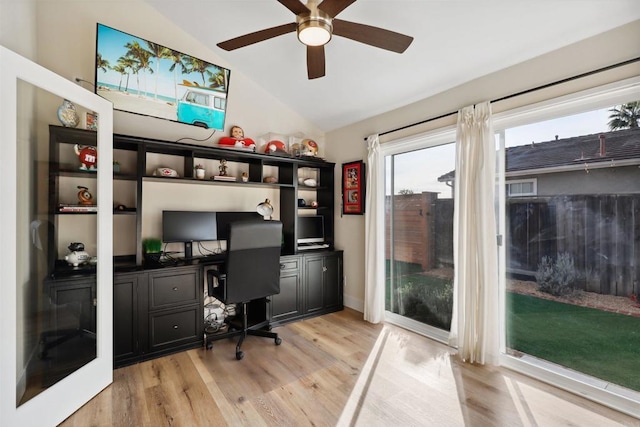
0,45,114,427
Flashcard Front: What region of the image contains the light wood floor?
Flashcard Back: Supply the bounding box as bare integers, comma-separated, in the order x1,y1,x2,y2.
60,308,639,426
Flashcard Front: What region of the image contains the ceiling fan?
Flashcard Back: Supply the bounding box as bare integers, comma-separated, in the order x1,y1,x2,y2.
217,0,414,80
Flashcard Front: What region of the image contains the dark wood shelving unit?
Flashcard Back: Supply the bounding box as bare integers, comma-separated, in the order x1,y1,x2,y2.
48,125,342,368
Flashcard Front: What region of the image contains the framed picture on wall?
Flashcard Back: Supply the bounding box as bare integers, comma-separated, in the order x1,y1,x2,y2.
342,160,365,215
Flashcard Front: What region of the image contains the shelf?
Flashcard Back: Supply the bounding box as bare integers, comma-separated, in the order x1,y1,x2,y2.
55,208,137,215
49,124,335,269
143,175,295,189
53,169,97,177
113,173,138,181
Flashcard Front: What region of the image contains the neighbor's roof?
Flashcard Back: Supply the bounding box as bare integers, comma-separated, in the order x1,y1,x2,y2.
438,127,640,181
506,127,640,172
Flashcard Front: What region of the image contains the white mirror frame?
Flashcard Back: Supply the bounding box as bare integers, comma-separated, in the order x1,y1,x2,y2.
0,45,114,426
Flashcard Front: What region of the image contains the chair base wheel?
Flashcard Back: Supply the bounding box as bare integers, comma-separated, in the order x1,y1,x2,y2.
236,351,244,360
206,341,213,350
275,337,282,346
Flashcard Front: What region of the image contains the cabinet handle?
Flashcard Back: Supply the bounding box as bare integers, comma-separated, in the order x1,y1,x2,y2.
173,325,179,329
322,266,327,272
93,298,97,307
172,287,178,291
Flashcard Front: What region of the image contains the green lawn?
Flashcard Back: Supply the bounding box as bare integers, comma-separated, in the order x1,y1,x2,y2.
507,292,640,392
385,261,453,329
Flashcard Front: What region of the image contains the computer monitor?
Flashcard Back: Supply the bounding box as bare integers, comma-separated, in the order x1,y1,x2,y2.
297,216,325,244
162,211,218,259
215,211,263,241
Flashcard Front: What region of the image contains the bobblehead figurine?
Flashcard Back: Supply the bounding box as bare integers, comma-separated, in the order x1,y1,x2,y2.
218,126,256,151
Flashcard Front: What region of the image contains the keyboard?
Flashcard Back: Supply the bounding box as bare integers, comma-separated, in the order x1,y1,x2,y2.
297,243,330,251
197,253,226,263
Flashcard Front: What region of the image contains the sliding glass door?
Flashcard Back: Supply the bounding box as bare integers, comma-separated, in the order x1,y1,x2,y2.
500,94,640,401
384,139,455,337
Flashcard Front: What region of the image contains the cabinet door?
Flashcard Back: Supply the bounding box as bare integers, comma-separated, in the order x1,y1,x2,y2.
270,256,302,322
323,252,343,310
46,277,96,335
113,272,142,365
304,255,325,314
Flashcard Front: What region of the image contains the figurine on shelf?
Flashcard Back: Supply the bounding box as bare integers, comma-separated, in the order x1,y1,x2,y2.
218,126,256,151
264,140,288,154
57,99,79,128
64,242,89,267
219,159,228,176
75,144,97,171
195,164,205,179
77,185,94,205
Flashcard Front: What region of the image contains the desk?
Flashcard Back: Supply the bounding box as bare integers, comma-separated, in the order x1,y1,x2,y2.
43,250,339,367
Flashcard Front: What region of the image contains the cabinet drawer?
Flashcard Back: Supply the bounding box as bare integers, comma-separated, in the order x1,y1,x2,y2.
279,257,300,272
149,270,198,309
149,307,199,349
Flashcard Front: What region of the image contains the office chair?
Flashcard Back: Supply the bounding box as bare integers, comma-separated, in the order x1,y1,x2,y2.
206,220,283,360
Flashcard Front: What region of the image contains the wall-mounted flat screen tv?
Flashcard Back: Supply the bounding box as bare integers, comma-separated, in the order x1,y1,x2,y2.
95,23,231,131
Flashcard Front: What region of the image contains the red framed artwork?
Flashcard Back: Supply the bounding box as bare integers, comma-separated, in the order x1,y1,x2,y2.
342,160,365,215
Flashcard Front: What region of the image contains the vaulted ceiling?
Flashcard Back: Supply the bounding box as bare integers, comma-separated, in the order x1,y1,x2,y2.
148,1,640,132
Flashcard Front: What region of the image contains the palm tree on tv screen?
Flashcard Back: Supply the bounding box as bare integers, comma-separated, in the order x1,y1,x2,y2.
112,64,128,91
125,41,153,97
117,56,136,93
145,41,171,100
168,49,188,104
608,101,640,130
96,53,110,73
207,66,228,91
184,56,212,87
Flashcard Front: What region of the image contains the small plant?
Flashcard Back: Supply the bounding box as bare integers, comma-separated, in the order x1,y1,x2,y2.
535,252,578,296
143,238,162,254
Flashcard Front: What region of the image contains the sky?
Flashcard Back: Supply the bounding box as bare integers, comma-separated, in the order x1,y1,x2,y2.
389,106,614,197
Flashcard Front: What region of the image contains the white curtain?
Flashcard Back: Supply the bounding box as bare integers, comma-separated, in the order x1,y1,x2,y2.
364,133,385,323
449,102,499,364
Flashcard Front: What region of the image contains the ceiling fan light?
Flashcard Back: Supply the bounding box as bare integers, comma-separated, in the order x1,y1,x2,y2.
297,20,332,46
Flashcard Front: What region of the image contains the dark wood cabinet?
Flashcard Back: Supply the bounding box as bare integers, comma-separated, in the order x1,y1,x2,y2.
270,255,303,323
146,267,203,355
303,251,343,314
113,272,144,366
270,251,343,326
304,255,326,314
44,276,96,336
322,252,343,311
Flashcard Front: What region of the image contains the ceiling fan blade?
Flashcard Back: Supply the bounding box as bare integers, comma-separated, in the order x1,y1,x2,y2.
277,0,309,15
318,0,357,18
217,23,297,51
307,45,326,79
333,19,413,53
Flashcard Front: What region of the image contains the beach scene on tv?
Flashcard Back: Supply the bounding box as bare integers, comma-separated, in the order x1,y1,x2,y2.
96,23,230,131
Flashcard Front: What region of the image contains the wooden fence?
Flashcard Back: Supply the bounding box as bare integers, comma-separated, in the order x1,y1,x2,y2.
386,192,639,297
384,193,452,271
507,195,640,296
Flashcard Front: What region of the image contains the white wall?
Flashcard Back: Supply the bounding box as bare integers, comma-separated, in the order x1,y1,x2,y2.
327,20,640,312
